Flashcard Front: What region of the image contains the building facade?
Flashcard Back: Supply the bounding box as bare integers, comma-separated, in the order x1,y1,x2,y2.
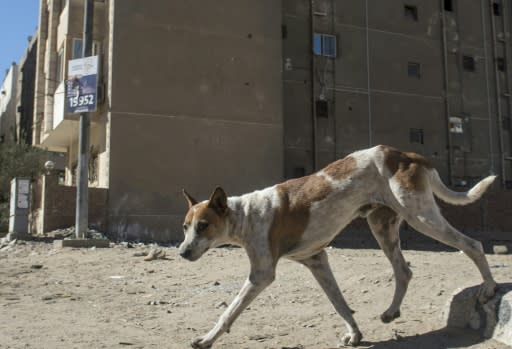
32,0,283,240
30,0,511,241
282,0,512,188
16,34,38,145
0,63,18,144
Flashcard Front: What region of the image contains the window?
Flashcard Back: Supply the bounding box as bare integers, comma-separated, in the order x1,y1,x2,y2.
72,38,101,59
316,100,328,118
444,0,453,11
493,1,501,16
404,5,418,21
408,62,421,78
281,25,288,39
449,117,463,133
497,57,506,72
462,55,476,72
409,128,424,144
502,117,511,130
313,33,337,58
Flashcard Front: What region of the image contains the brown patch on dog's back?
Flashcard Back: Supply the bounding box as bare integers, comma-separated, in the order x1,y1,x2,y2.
269,175,332,261
323,156,357,180
381,146,433,191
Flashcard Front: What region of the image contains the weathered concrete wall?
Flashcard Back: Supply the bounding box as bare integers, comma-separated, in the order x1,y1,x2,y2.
107,0,283,242
335,188,512,251
31,174,108,235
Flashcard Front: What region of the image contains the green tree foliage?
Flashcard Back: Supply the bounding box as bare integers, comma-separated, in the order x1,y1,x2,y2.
0,143,46,230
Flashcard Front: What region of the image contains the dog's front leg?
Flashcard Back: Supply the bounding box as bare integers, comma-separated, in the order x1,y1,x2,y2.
191,268,275,349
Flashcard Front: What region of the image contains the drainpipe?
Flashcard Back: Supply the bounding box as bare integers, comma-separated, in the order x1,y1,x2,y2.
310,0,318,171
365,0,373,146
331,0,337,159
481,0,496,175
500,0,512,160
440,0,454,185
489,0,506,186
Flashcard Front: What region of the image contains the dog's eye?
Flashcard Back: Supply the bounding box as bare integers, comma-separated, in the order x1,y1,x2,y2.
197,222,209,232
183,224,189,231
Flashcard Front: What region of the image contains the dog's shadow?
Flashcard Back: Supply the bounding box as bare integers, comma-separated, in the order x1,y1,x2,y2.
356,326,491,349
289,326,495,349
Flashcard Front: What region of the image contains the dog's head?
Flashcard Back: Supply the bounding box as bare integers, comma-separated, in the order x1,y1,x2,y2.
178,187,230,261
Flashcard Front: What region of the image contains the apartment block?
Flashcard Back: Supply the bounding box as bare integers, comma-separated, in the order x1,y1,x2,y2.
29,0,512,242
31,0,283,240
282,0,512,188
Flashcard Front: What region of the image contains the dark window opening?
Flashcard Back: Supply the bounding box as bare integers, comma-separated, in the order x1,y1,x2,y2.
493,2,501,16
410,128,424,144
497,57,506,72
316,100,328,118
404,5,418,21
408,62,421,78
502,117,511,130
293,167,306,178
444,0,453,11
463,55,476,72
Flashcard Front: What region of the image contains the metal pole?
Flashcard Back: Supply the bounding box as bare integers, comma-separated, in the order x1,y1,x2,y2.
75,0,94,239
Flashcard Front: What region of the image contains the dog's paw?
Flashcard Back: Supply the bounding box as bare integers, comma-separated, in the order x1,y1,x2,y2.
190,337,212,349
340,330,362,347
478,281,498,304
380,309,401,323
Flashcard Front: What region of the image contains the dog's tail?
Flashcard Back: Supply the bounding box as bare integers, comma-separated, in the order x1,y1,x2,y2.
429,170,496,206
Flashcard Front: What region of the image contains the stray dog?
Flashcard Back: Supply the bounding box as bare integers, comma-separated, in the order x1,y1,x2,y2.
179,145,497,348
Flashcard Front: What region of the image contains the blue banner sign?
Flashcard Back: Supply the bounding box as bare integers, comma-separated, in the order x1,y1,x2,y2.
66,56,98,114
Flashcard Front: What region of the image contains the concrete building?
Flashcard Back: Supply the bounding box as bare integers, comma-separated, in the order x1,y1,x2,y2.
0,63,18,144
16,34,38,145
30,0,512,242
282,0,512,188
31,0,282,240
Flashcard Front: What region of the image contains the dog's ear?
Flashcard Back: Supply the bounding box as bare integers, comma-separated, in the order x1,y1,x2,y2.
208,186,228,216
182,189,198,208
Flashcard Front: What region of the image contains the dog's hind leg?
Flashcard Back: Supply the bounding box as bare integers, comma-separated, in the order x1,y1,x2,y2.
404,205,497,303
191,260,275,349
298,250,362,347
367,206,412,323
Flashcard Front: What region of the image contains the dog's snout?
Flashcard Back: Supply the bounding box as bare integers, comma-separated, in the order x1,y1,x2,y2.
180,249,192,259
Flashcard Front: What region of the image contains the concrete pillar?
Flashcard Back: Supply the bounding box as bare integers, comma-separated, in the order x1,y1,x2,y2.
43,0,61,135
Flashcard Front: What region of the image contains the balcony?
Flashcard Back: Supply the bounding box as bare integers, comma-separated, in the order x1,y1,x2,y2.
40,82,78,152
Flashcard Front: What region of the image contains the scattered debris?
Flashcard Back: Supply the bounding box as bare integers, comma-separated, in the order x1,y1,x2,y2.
493,245,509,255
249,334,274,342
30,264,43,269
216,301,228,308
143,248,166,261
213,281,220,286
45,227,109,240
491,263,507,268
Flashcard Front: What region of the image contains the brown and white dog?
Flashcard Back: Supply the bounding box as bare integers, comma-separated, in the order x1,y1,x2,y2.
179,145,497,348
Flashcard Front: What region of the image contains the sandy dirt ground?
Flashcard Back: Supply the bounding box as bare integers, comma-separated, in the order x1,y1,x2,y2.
0,241,510,349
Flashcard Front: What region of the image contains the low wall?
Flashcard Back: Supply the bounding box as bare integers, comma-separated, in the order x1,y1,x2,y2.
31,174,108,235
334,188,512,251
